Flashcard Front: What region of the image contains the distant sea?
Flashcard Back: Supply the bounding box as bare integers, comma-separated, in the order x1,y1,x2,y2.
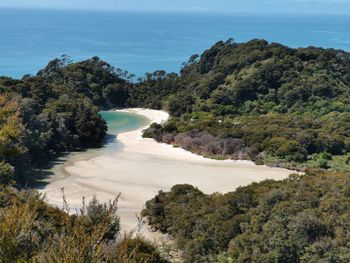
1,9,350,79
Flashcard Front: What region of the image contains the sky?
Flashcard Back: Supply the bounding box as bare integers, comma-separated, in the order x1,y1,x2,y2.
0,0,350,14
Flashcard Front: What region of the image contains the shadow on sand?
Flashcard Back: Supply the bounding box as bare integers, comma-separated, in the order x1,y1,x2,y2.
28,134,120,189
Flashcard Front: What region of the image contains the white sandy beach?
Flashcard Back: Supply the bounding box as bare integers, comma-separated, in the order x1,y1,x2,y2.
39,108,294,239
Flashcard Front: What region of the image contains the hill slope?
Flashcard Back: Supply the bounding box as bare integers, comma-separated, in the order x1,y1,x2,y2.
139,39,350,170
0,56,130,184
143,170,350,262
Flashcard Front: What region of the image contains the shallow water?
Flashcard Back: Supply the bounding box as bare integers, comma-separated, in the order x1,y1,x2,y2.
38,111,149,184
102,111,149,134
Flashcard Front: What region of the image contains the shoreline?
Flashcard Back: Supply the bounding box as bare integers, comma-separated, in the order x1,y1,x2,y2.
39,108,295,240
116,108,291,169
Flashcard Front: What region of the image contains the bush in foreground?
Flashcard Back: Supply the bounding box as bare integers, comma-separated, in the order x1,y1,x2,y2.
0,186,167,263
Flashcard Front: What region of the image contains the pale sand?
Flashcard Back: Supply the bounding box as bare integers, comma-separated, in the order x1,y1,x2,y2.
39,108,294,239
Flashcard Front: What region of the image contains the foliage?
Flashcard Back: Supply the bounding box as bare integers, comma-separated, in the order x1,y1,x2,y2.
140,39,350,169
0,95,23,184
3,39,350,262
143,170,350,262
116,234,168,263
4,39,350,183
0,186,166,262
0,56,128,184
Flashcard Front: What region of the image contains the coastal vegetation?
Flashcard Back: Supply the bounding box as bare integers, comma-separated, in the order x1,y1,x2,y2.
140,39,350,170
0,93,166,261
135,40,350,261
3,39,350,186
2,38,350,261
0,185,167,262
0,56,131,185
143,170,350,262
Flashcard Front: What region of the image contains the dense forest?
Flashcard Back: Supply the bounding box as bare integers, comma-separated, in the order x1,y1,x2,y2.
3,39,350,186
0,80,168,261
143,170,350,262
0,56,132,185
136,39,350,262
139,39,350,170
2,39,350,262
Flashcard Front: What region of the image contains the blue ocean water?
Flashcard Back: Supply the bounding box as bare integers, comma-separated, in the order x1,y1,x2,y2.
1,9,350,79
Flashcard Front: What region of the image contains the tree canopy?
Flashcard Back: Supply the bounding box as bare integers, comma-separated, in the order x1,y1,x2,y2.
143,170,350,262
140,39,350,170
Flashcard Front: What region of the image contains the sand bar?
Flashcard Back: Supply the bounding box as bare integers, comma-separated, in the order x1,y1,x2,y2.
39,108,294,237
